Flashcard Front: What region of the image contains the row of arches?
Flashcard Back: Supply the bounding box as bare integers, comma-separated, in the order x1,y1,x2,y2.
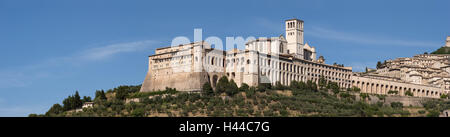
352,78,442,98
256,57,352,89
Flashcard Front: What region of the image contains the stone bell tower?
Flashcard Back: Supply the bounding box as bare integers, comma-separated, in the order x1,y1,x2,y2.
285,18,304,59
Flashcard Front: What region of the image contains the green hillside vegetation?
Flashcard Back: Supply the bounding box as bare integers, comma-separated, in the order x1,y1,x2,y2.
30,76,450,117
431,46,450,54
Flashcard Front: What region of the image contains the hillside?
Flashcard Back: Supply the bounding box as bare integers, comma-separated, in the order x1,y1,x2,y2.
431,46,450,54
30,76,450,117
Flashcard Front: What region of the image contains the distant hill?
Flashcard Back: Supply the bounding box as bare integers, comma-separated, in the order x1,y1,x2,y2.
431,46,450,54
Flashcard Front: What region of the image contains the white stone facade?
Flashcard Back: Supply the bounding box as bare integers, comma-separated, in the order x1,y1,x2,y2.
140,19,352,92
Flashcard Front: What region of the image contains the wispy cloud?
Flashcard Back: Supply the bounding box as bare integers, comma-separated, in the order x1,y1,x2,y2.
0,40,159,88
254,17,284,33
308,26,440,47
77,40,158,61
254,18,440,47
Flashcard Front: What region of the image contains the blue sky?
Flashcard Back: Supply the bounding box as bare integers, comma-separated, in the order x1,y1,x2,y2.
0,0,449,116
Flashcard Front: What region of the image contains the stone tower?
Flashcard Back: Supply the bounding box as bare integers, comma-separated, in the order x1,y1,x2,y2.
446,36,450,47
285,19,304,59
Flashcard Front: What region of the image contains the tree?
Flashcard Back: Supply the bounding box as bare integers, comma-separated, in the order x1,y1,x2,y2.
275,81,287,90
352,86,361,92
405,90,414,97
440,94,448,99
239,83,249,92
202,82,214,95
62,95,73,111
82,96,92,103
376,61,382,69
45,104,63,116
360,93,370,100
298,81,306,90
74,91,82,107
426,109,440,117
290,80,300,90
318,76,327,89
62,91,83,111
115,85,141,100
131,108,146,117
388,90,399,95
311,83,318,92
28,114,39,117
305,80,316,91
327,82,340,94
95,90,107,101
226,79,239,96
257,83,271,92
216,76,229,94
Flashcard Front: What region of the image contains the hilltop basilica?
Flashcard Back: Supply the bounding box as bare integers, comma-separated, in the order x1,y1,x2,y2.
140,18,450,99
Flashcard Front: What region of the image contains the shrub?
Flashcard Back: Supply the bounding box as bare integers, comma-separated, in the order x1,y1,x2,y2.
306,80,318,92
327,82,340,94
115,85,141,100
131,108,146,117
290,80,300,90
274,81,287,90
440,94,448,99
390,102,403,108
426,109,440,117
339,92,355,100
376,95,386,101
216,76,229,93
405,90,413,96
226,80,239,96
257,83,272,92
280,109,289,117
351,86,361,92
128,88,177,99
418,110,426,114
239,83,250,92
246,87,256,98
360,93,370,100
202,82,214,95
45,104,63,116
388,90,399,95
318,76,327,89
